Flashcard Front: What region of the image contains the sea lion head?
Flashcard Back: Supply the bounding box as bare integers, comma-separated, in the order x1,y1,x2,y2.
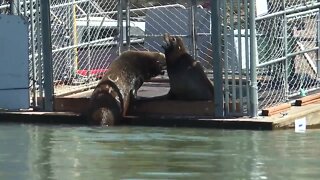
162,33,187,62
146,52,166,78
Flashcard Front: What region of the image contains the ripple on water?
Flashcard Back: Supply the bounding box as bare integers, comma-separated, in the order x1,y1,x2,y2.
1,125,320,180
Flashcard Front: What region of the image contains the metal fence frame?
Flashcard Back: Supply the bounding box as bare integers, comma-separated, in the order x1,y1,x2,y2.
255,1,320,111
2,0,320,118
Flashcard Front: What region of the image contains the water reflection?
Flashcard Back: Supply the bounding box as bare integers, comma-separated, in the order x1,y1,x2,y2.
0,124,320,180
29,126,54,179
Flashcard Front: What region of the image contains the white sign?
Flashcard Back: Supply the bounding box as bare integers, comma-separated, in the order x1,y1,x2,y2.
295,117,307,133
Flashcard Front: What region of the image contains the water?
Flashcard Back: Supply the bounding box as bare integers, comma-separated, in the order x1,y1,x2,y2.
0,124,319,180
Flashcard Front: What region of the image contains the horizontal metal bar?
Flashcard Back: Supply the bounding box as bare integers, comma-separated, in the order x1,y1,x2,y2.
91,4,186,16
257,57,286,68
51,0,90,9
196,33,211,36
52,37,115,53
256,2,320,21
143,33,243,37
288,46,318,57
257,47,318,68
52,38,143,53
15,0,85,15
0,4,9,10
286,8,319,18
143,34,190,37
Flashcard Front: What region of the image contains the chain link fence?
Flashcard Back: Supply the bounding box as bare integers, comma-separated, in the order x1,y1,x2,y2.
50,0,120,95
50,0,215,96
256,0,320,110
128,1,213,69
2,0,320,117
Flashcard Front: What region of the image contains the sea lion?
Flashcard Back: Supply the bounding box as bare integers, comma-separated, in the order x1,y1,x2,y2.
162,33,214,100
87,50,166,126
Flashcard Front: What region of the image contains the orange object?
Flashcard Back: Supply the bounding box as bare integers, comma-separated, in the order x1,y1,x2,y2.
262,103,291,116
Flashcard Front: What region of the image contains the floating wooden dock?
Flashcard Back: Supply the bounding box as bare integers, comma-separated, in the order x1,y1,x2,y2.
1,82,320,130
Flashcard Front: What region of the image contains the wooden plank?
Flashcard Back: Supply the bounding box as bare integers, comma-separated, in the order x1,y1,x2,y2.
299,98,320,106
295,92,320,106
129,100,215,116
54,97,89,113
54,96,241,117
261,103,291,116
263,108,290,116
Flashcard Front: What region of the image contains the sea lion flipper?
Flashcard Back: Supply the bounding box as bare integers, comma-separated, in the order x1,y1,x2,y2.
87,50,166,126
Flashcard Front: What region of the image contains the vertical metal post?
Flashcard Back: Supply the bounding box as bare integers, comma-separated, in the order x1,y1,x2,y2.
230,0,237,113
191,0,197,58
317,10,320,80
283,0,289,101
72,0,78,77
237,0,243,114
249,0,258,117
244,0,251,114
223,1,230,115
35,0,43,99
86,1,91,80
10,0,18,15
40,0,54,111
118,0,124,54
23,0,27,16
30,0,38,107
68,2,72,78
211,0,224,117
125,0,130,50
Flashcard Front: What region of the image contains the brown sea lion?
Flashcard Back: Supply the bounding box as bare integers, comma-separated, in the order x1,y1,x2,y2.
87,50,166,126
162,33,214,101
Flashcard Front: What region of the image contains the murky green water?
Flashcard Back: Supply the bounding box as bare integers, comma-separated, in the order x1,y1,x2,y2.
0,124,319,180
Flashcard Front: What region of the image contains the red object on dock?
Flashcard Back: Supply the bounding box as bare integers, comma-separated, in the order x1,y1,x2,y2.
77,69,108,78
